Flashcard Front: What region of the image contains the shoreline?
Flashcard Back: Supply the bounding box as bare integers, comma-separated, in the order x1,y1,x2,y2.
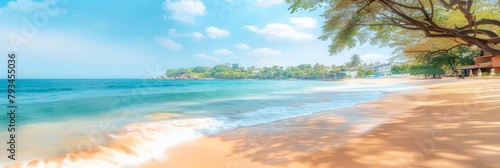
141,78,500,168
3,78,499,167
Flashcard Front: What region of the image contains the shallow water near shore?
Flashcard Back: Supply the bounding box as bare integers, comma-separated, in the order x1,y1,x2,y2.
0,79,416,167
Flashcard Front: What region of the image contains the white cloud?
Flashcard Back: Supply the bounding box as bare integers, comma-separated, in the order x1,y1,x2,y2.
168,29,204,41
155,36,183,50
162,0,206,24
0,0,67,16
243,23,314,40
213,49,233,55
168,28,178,35
194,53,220,62
255,0,283,7
290,17,317,29
360,54,387,63
205,26,230,39
190,32,204,41
252,48,282,56
233,43,251,50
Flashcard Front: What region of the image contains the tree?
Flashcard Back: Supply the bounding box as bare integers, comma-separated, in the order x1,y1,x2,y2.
357,71,366,78
431,46,477,74
166,69,180,76
391,65,404,74
231,63,239,69
192,66,208,73
330,65,341,73
409,64,445,78
336,72,348,79
350,54,363,69
164,63,384,80
391,63,410,74
286,0,500,55
366,69,375,76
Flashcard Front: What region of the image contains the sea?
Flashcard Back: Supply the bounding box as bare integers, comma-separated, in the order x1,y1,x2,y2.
0,79,416,167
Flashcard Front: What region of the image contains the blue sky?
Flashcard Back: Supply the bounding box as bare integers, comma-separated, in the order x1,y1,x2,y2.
0,0,393,78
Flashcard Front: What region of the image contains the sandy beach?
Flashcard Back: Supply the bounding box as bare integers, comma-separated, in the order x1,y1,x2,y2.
142,77,500,168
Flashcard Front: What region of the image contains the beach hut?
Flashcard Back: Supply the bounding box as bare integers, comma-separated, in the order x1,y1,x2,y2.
459,51,500,77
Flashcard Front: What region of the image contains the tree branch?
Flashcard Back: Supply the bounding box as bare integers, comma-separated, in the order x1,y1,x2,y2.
466,0,473,12
357,0,376,13
343,0,500,55
429,0,434,20
455,19,500,30
359,23,422,30
458,29,499,38
405,43,468,53
385,0,422,10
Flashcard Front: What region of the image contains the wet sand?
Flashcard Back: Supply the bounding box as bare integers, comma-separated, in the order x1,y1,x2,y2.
142,77,500,168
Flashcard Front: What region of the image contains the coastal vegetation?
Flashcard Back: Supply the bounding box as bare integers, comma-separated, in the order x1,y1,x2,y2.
163,55,379,80
164,63,347,80
404,46,477,78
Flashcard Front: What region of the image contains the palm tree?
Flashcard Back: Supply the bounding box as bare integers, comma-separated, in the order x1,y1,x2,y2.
344,62,352,71
350,54,362,70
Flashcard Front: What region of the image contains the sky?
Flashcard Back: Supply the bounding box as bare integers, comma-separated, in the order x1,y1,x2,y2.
0,0,394,78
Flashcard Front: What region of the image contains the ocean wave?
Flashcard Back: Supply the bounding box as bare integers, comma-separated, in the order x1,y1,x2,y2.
105,83,187,89
12,87,74,93
312,83,415,92
1,118,222,168
0,92,376,168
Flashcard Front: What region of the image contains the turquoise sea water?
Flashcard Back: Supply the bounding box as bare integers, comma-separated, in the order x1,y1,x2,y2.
0,79,415,167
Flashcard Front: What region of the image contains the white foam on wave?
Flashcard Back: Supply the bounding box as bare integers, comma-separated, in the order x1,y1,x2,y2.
215,83,419,130
1,118,222,168
312,83,416,92
216,93,381,131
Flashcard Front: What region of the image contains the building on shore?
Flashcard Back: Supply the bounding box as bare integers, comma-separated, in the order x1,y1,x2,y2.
374,63,392,76
459,51,500,77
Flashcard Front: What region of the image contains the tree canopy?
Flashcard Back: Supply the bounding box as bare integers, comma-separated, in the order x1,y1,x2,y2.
163,63,372,80
430,46,477,73
286,0,500,55
350,54,363,68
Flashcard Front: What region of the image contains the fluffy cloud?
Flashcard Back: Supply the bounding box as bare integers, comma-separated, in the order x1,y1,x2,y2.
168,29,204,41
213,49,233,55
205,26,230,39
168,27,229,40
233,43,251,50
190,32,204,41
194,53,220,62
162,0,205,24
155,36,183,50
360,54,387,63
255,0,283,7
0,0,67,16
289,17,317,29
251,48,281,56
243,23,314,40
